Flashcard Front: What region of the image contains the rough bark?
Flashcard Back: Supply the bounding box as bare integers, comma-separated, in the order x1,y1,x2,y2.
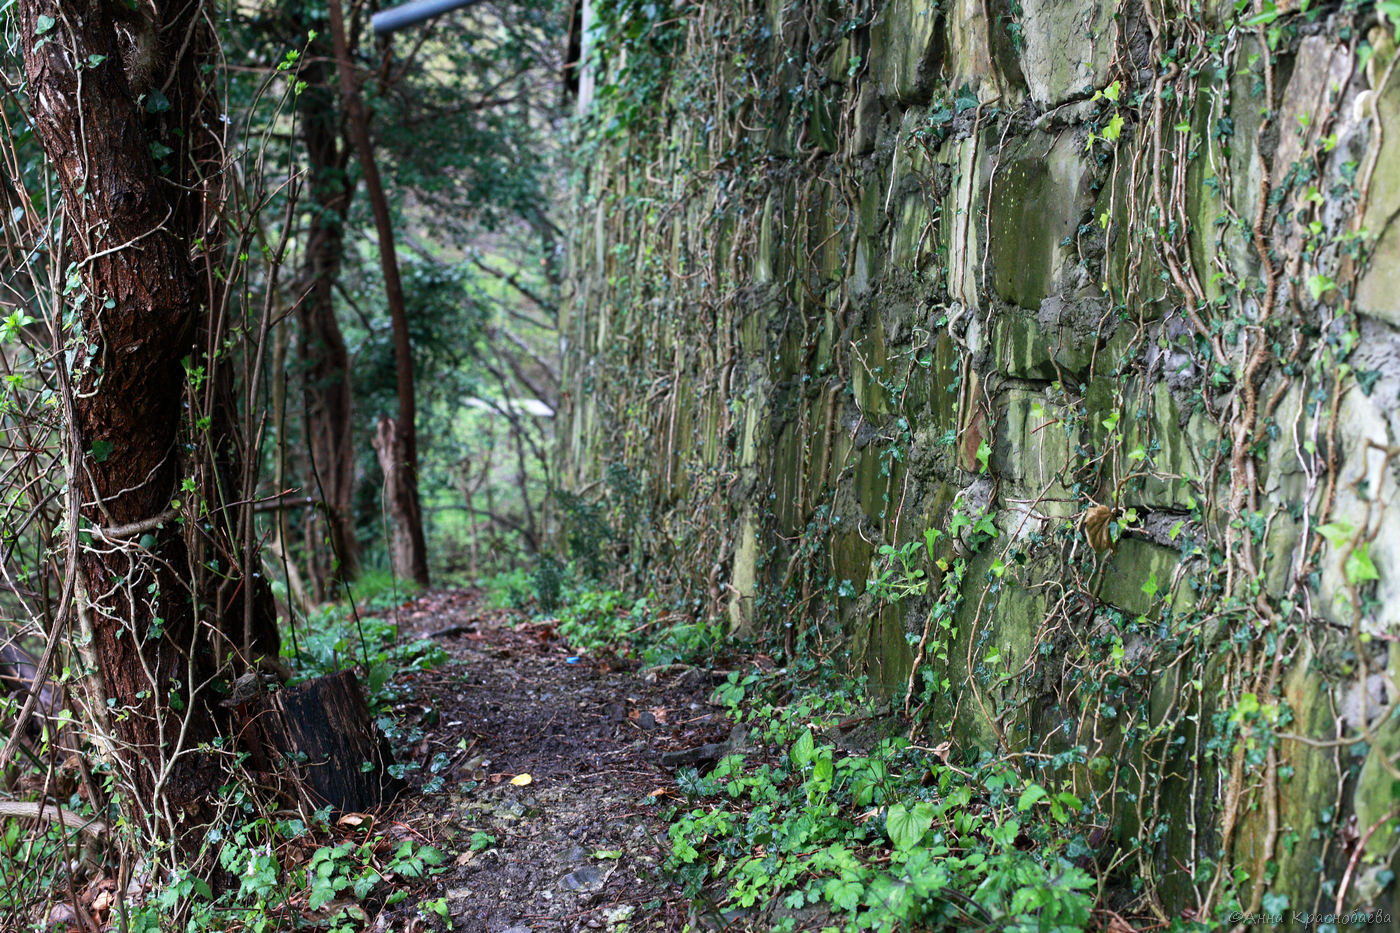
17,0,272,839
294,45,362,587
245,671,404,812
327,0,431,586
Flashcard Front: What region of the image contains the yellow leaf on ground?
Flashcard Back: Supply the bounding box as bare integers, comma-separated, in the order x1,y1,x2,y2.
510,773,533,786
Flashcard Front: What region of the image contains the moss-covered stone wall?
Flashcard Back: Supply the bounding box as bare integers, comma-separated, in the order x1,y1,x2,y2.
561,0,1400,918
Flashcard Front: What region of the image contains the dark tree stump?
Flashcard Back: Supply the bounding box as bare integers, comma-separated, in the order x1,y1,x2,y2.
252,671,405,812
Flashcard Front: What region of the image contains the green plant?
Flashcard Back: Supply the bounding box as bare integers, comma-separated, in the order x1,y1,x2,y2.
664,683,1098,932
866,540,929,603
554,587,644,649
484,567,534,609
289,603,447,708
121,815,447,932
347,568,419,612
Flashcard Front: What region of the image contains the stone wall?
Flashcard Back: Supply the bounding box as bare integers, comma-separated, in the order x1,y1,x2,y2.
562,0,1400,917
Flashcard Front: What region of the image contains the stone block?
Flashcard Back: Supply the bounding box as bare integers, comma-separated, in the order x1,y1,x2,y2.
991,388,1078,515
1016,0,1114,108
851,315,892,416
728,511,761,633
1357,34,1400,327
942,0,1002,101
1316,384,1400,638
1097,537,1187,619
988,131,1093,310
869,0,942,103
992,296,1119,381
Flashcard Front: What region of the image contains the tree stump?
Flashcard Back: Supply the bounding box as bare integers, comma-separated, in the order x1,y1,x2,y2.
253,671,405,812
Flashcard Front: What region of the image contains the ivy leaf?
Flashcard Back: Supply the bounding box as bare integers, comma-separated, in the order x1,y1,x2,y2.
885,801,934,850
35,14,55,35
1242,2,1280,26
1379,1,1400,37
145,88,171,113
1317,522,1354,547
1346,544,1380,586
1017,783,1048,812
90,439,113,462
790,729,815,769
1141,571,1159,598
953,83,978,113
1306,274,1335,300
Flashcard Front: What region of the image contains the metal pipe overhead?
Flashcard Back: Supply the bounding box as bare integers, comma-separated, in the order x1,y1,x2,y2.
371,0,482,35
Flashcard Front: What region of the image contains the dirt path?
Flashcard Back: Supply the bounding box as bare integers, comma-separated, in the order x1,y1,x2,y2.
384,591,730,933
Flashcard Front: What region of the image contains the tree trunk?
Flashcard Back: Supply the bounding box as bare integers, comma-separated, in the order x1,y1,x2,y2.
327,0,431,587
294,45,362,587
19,0,220,834
373,416,426,585
18,0,282,846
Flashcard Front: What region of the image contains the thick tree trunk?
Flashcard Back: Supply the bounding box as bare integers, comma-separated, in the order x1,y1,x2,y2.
294,49,362,587
17,0,271,840
327,0,431,587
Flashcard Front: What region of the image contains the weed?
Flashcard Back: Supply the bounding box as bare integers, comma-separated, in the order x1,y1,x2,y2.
483,567,534,610
119,812,448,932
547,582,725,666
347,569,419,613
663,679,1098,932
289,603,447,709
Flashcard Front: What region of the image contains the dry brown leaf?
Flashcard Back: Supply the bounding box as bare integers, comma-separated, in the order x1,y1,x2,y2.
1101,911,1135,933
1083,504,1116,553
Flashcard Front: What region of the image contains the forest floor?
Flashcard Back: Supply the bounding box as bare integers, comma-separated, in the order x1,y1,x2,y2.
380,590,736,933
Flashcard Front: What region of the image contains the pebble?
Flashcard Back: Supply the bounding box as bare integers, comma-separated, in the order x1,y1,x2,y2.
560,864,605,892
604,905,635,923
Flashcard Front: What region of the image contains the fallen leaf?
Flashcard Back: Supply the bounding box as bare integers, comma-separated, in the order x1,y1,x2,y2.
1103,912,1135,933
592,849,623,859
932,741,952,762
510,773,533,786
650,707,669,724
337,812,369,828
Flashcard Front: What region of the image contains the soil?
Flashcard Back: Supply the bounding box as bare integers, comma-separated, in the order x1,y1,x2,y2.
376,590,734,933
